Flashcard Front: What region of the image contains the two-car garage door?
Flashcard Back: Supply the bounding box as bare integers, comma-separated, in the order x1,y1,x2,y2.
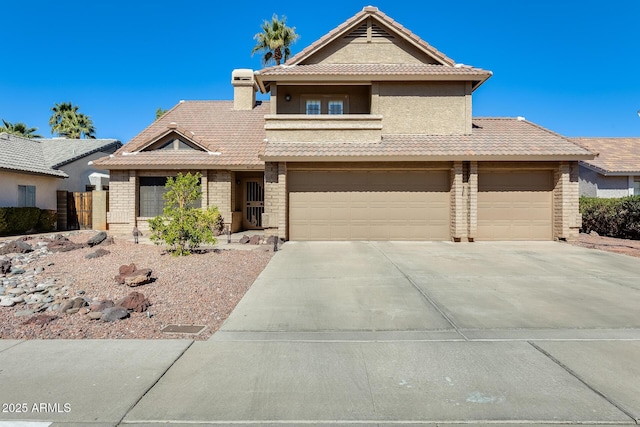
289,170,450,241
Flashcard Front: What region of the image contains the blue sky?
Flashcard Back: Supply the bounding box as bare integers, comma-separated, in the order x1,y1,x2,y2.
2,0,639,142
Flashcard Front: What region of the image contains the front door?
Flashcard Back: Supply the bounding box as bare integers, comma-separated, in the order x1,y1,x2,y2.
243,178,264,229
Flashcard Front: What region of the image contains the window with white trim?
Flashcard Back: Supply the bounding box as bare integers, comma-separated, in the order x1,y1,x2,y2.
302,95,349,115
305,100,321,115
328,100,344,115
634,177,640,196
17,185,36,207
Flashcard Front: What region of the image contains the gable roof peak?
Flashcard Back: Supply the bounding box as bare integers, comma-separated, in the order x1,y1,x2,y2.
282,7,457,67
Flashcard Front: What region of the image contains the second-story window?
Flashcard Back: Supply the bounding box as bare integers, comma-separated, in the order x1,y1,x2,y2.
302,95,348,115
306,100,321,115
328,100,344,115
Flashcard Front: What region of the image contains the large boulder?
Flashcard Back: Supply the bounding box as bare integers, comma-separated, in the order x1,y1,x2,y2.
114,264,153,287
46,235,85,253
85,248,110,259
0,240,33,255
0,258,11,274
87,232,107,247
90,299,115,312
117,291,151,313
101,306,130,322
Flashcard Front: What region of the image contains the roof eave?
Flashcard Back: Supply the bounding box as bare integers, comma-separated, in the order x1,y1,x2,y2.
261,154,595,162
0,166,68,179
94,162,264,171
258,73,493,85
579,161,640,176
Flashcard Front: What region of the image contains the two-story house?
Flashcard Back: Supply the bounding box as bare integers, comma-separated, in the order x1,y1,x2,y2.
94,6,593,241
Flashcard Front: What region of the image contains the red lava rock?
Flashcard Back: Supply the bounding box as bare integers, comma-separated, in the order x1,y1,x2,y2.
117,291,151,313
114,264,153,286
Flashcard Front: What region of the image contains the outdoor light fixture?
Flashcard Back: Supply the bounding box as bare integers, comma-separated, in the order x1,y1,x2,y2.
285,94,292,102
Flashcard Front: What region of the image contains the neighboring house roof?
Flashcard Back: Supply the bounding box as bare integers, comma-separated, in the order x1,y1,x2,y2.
0,133,68,178
93,101,269,169
573,137,640,175
285,6,456,66
262,118,594,161
38,138,121,168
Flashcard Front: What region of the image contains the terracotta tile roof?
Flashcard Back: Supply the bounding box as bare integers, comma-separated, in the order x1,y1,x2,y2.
285,6,456,66
262,118,595,160
0,133,68,178
572,137,640,174
258,63,491,78
94,101,269,168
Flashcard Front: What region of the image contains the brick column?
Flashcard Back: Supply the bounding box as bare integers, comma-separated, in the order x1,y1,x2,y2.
208,171,232,229
201,170,208,207
106,170,137,234
554,162,581,240
450,162,464,241
468,161,478,240
264,161,287,239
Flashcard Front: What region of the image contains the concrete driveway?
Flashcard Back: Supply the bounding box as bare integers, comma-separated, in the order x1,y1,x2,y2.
121,241,640,425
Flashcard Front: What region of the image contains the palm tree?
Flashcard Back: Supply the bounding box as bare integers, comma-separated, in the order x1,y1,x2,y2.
49,102,96,138
252,14,299,66
0,119,42,138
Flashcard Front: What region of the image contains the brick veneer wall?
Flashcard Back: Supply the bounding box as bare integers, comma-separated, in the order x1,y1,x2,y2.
450,161,464,241
553,161,581,240
107,170,136,234
468,161,478,240
208,170,232,228
264,162,287,239
106,169,238,235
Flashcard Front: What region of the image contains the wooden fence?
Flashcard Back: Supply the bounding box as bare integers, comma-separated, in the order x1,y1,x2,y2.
56,191,93,230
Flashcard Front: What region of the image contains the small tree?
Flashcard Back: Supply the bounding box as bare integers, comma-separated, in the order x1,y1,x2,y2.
148,172,221,255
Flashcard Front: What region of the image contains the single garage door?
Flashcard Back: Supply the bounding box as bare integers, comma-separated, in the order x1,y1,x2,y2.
289,170,450,241
477,170,553,240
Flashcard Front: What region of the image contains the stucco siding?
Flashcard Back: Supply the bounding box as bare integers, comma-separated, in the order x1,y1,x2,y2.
306,36,440,65
578,165,598,197
56,150,116,192
378,82,468,135
597,177,631,198
579,165,632,198
0,170,60,210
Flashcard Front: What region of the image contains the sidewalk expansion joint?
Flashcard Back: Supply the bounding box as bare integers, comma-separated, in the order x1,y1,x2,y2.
528,341,638,424
371,242,468,341
116,339,195,426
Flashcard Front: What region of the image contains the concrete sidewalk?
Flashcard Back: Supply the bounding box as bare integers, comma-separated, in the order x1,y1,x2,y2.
1,241,640,426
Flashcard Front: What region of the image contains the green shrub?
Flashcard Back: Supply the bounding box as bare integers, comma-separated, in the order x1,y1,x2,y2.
580,196,640,240
0,207,42,235
148,172,220,256
37,209,58,232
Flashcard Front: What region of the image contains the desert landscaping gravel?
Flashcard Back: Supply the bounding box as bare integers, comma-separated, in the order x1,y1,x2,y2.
1,230,637,341
0,232,273,340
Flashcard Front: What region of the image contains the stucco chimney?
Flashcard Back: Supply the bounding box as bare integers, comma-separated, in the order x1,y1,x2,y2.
232,69,256,110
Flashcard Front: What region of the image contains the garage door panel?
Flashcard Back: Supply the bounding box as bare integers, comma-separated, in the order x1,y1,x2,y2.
477,170,553,241
289,170,450,241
